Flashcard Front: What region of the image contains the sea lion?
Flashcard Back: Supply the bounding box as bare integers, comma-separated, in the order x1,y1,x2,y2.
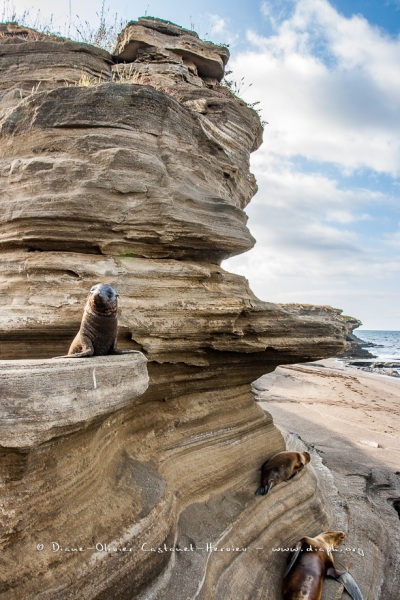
282,530,364,600
255,450,310,496
56,283,135,358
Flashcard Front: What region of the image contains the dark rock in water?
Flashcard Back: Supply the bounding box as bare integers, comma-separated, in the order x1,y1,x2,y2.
347,361,375,367
370,364,400,378
338,331,378,359
383,369,400,377
347,361,400,378
373,362,400,369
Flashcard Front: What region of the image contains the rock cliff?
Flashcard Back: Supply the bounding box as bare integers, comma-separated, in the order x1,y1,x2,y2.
0,18,351,599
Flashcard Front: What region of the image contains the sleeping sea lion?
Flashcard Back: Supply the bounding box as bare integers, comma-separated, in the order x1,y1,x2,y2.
55,283,136,358
283,530,364,600
255,450,310,496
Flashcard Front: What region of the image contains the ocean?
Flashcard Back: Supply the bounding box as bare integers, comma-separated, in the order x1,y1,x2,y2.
357,330,400,361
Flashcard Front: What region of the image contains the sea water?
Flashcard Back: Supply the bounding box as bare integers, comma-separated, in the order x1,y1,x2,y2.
357,330,400,361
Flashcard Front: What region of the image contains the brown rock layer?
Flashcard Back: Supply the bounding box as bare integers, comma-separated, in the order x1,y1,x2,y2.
0,84,257,261
0,22,111,117
0,252,347,365
0,18,352,599
114,17,229,81
0,354,148,446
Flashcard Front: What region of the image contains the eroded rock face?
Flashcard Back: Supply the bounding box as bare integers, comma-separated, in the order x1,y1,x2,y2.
0,18,351,599
114,17,230,81
0,252,347,366
0,22,111,117
0,354,148,446
0,84,256,261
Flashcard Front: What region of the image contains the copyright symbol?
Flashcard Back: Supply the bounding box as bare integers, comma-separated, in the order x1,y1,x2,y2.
36,544,44,551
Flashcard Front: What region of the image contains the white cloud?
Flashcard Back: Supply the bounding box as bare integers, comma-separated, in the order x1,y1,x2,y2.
231,0,400,176
385,225,400,248
208,14,227,34
250,147,386,221
325,210,371,224
223,0,400,328
206,13,239,46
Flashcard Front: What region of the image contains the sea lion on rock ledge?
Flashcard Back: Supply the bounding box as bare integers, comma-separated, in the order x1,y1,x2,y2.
55,283,137,358
282,530,364,600
255,450,310,496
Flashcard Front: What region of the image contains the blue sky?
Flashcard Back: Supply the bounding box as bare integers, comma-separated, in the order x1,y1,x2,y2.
3,0,400,329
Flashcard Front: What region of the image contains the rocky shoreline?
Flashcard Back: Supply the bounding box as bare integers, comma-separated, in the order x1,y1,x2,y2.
254,359,400,600
345,360,400,377
338,330,400,377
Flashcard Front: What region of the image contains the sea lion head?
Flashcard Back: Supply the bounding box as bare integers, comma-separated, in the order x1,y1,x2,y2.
88,283,118,314
302,451,311,465
318,530,346,548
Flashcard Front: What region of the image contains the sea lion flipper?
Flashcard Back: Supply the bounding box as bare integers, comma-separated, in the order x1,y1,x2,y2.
283,543,302,578
327,569,364,600
339,573,364,600
285,471,298,481
255,481,273,496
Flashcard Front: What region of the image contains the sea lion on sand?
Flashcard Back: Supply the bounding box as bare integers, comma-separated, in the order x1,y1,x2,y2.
255,451,310,496
56,283,136,358
282,530,364,600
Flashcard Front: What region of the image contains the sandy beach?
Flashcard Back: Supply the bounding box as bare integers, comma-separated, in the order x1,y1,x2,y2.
254,359,400,469
253,359,400,598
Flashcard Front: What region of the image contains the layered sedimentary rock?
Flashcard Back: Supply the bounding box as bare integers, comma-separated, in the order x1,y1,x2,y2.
0,354,148,446
0,22,111,117
114,17,229,81
0,18,351,599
